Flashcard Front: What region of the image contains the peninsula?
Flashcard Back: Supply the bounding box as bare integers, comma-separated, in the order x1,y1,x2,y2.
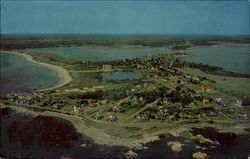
1,35,249,159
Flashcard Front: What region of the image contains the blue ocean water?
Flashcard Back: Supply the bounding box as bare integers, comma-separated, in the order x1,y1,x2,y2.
24,46,172,61
0,52,59,95
184,43,250,74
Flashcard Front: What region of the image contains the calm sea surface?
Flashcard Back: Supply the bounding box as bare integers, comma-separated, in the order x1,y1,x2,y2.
184,43,249,74
24,46,172,61
0,52,59,95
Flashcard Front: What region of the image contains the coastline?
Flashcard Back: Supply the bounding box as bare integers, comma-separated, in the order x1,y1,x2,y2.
1,50,72,91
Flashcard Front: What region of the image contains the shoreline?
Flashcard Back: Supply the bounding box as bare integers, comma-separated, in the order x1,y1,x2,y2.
1,50,72,91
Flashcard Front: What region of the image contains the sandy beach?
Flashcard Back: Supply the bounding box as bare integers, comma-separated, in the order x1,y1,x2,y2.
1,50,72,91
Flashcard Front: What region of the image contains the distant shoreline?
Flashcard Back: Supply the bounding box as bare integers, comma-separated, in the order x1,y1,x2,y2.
1,50,72,91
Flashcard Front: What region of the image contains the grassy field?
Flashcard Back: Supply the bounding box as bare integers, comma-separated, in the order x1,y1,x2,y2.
181,68,250,100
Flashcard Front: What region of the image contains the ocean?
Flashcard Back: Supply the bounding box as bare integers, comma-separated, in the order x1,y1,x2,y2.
184,43,249,74
0,52,59,96
24,46,172,61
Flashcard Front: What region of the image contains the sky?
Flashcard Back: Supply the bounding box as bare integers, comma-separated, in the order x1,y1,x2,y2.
1,0,249,35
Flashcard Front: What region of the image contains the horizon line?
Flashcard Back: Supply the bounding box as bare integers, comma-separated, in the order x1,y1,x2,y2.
1,33,249,37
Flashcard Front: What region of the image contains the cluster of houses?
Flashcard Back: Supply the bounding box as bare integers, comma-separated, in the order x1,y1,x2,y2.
5,92,40,105
135,106,194,121
93,112,117,122
125,84,149,96
73,105,84,113
106,112,118,122
134,99,221,122
135,112,152,121
220,101,248,120
130,55,182,76
73,100,98,112
91,106,119,122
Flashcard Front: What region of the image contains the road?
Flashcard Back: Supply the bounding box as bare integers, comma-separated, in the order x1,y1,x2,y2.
121,99,160,124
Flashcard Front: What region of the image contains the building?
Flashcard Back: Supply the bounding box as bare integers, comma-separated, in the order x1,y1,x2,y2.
202,86,212,92
74,105,84,112
216,97,222,102
202,98,209,103
235,99,242,107
90,101,98,107
106,112,117,122
102,65,112,72
238,113,248,120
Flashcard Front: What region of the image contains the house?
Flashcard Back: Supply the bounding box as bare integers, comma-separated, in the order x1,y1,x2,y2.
139,97,144,101
136,85,141,88
202,98,209,103
82,61,89,64
238,113,248,120
94,113,103,120
52,103,64,110
163,98,169,104
74,105,83,112
179,112,188,118
135,114,149,120
235,99,242,107
202,86,212,92
101,100,108,104
216,97,222,102
136,115,142,120
102,65,112,72
107,112,117,122
55,89,61,93
90,101,98,107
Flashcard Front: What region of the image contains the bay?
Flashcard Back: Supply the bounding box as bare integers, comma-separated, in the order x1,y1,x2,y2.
184,43,249,74
0,52,59,95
